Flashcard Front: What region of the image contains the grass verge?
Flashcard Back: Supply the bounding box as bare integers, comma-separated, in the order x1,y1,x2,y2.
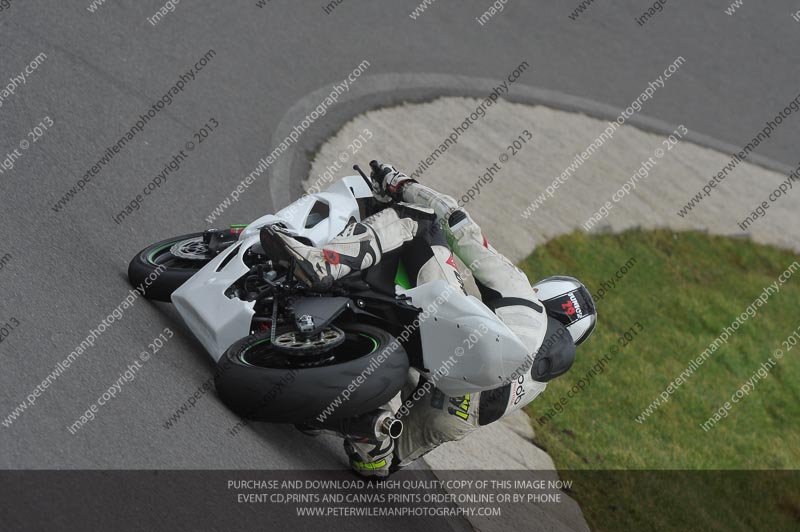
520,229,800,531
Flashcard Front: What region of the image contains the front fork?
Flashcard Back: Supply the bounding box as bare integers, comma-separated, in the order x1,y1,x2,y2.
203,224,247,255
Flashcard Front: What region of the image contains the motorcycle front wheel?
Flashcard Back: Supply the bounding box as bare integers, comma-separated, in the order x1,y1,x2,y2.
214,323,409,424
127,233,213,302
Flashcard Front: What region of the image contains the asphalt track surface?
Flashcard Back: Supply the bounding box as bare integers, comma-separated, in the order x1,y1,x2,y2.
1,0,799,528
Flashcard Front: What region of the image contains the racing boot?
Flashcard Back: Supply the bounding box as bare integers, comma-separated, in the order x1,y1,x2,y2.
260,209,417,288
343,437,395,478
260,225,339,288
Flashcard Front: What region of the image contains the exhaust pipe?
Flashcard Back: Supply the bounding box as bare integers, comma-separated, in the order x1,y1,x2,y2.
338,410,403,441
381,416,404,440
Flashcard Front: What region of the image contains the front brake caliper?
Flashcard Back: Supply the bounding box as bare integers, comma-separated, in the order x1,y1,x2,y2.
203,227,242,254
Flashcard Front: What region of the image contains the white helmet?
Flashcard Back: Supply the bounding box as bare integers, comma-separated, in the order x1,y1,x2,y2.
533,276,597,346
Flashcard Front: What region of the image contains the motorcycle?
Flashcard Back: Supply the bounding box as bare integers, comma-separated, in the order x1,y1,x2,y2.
128,161,530,440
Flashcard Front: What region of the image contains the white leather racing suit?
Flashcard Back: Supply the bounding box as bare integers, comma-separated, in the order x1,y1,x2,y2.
347,182,552,475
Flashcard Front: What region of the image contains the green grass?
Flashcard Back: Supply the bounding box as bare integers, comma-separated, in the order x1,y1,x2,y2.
519,229,800,531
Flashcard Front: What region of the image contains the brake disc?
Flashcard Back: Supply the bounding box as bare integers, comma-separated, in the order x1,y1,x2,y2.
170,237,212,260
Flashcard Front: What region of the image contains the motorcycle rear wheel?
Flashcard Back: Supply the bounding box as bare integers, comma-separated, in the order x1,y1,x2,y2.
214,323,409,424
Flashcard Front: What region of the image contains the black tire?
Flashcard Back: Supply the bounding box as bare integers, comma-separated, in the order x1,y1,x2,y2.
128,233,212,302
214,323,409,424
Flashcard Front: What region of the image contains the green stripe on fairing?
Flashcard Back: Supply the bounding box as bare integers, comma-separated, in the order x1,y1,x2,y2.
230,224,247,228
394,260,412,290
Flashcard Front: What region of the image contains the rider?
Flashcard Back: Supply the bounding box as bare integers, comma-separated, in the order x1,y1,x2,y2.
260,162,597,477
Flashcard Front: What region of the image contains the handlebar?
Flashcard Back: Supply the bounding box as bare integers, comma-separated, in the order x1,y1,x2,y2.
369,160,383,175
354,160,393,202
353,164,373,190
354,160,389,189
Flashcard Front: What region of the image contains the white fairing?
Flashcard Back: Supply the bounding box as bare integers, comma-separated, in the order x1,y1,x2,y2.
239,176,373,245
171,239,257,362
172,175,373,361
399,281,531,396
